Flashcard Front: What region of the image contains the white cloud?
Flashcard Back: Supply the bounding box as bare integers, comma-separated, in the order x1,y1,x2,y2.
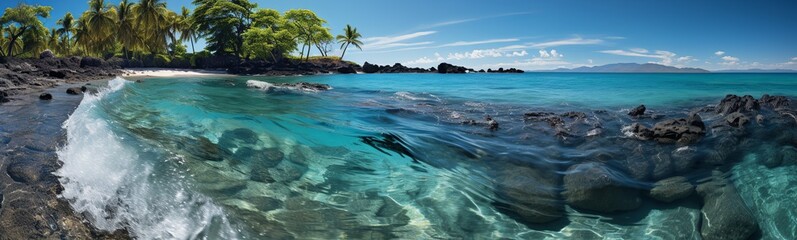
537,49,563,59
792,57,797,61
483,59,573,69
404,53,445,65
447,49,505,60
677,56,695,63
362,31,436,50
599,49,679,65
721,56,739,62
715,51,725,56
630,48,648,53
529,37,604,48
506,50,528,57
440,38,519,47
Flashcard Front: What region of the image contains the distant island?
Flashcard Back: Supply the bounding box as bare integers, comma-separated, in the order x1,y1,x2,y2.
544,63,710,73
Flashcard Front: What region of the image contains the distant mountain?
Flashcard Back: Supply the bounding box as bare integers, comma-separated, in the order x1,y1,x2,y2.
545,63,710,73
715,69,797,73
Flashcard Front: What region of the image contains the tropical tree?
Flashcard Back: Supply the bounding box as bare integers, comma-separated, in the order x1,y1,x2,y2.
178,6,198,54
47,28,59,54
133,0,169,53
80,0,117,56
312,26,332,57
336,24,362,60
0,4,52,57
116,0,140,59
56,12,75,55
284,9,326,61
192,0,256,56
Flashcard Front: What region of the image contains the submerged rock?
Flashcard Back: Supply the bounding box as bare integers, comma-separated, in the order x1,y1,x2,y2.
725,112,750,128
65,87,82,95
38,93,52,100
650,176,694,202
650,113,706,144
494,165,564,223
696,172,759,240
562,162,640,212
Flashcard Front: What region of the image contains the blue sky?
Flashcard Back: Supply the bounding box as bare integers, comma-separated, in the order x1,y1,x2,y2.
2,0,797,70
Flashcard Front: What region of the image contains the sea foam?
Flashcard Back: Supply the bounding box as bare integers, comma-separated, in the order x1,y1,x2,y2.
56,77,239,239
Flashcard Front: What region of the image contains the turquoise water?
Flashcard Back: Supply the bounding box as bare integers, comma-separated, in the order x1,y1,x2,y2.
55,73,797,239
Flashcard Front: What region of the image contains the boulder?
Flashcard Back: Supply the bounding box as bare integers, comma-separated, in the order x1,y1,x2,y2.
494,165,564,223
651,113,706,144
337,66,356,74
39,49,54,59
626,123,654,140
725,112,750,128
759,94,790,109
716,94,759,115
696,172,759,240
362,62,379,73
48,69,68,79
562,162,640,212
38,93,52,100
628,105,646,117
79,57,103,67
485,115,499,131
0,90,8,103
649,176,694,202
437,62,467,74
66,87,83,95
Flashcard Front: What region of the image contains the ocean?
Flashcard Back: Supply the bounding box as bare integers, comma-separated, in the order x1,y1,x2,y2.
55,73,797,239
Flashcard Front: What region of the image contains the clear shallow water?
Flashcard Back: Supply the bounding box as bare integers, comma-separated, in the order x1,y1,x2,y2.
55,73,797,239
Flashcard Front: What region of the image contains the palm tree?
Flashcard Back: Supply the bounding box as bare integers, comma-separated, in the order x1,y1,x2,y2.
2,26,24,57
82,0,117,56
116,0,140,59
47,28,59,54
133,0,169,53
336,24,362,60
56,12,75,55
178,6,197,54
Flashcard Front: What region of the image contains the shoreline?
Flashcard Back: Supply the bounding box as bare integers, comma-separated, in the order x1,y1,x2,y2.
121,68,231,78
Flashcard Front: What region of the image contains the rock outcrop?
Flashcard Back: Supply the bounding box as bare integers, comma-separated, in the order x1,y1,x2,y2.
562,162,640,212
696,172,759,240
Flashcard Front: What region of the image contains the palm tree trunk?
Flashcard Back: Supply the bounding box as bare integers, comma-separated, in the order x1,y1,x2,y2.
6,27,26,57
190,38,195,54
340,43,350,60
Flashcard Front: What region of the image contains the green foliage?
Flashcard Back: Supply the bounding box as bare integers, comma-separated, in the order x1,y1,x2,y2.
56,12,74,55
0,4,51,57
336,24,363,60
79,0,117,56
192,0,257,56
242,27,274,60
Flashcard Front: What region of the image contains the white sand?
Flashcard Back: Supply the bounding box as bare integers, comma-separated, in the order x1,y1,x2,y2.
121,68,230,78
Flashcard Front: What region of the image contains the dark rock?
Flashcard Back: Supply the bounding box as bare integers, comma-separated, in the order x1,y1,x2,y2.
437,62,467,74
39,49,54,59
649,176,694,202
716,94,759,115
725,112,750,128
337,66,356,74
627,123,654,140
625,151,652,180
671,147,698,173
696,172,759,240
628,105,646,117
651,152,674,180
755,114,765,124
48,69,67,79
778,146,797,166
495,165,564,223
561,111,587,119
38,93,52,100
759,94,790,109
65,87,82,95
562,162,640,212
651,115,706,144
0,90,7,103
275,82,332,92
6,162,44,183
362,62,379,73
79,57,103,68
485,115,499,131
187,137,225,161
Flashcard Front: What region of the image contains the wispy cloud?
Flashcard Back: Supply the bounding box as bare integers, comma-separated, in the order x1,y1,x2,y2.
447,49,505,60
600,49,693,66
362,31,436,50
441,38,519,47
719,55,740,65
404,53,445,65
537,49,563,59
530,37,604,48
506,50,528,57
418,12,533,29
715,51,725,56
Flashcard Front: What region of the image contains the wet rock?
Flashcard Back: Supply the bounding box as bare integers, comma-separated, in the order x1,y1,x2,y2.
247,196,283,212
337,66,356,74
494,165,564,223
233,147,283,167
276,82,332,91
250,166,274,183
755,114,765,124
671,147,698,173
562,162,640,212
651,152,674,180
626,123,654,140
625,152,652,180
485,115,499,131
725,112,749,128
48,69,67,78
650,176,694,202
437,62,467,74
38,93,52,100
65,87,82,95
6,162,44,183
628,105,646,117
716,94,759,115
651,114,706,144
79,57,103,67
759,94,790,109
269,161,308,182
696,172,759,240
186,137,225,161
219,128,259,149
39,49,54,59
524,112,564,127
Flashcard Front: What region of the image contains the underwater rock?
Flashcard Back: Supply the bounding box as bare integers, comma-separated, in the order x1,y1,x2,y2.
38,92,52,100
562,162,640,212
234,147,284,167
696,172,759,240
628,104,646,117
671,147,698,173
524,112,564,127
780,146,797,166
725,112,750,128
626,123,654,140
494,165,564,223
625,152,652,180
485,115,499,131
755,114,765,124
219,128,259,148
649,176,694,202
186,137,226,161
716,94,760,115
651,152,675,180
